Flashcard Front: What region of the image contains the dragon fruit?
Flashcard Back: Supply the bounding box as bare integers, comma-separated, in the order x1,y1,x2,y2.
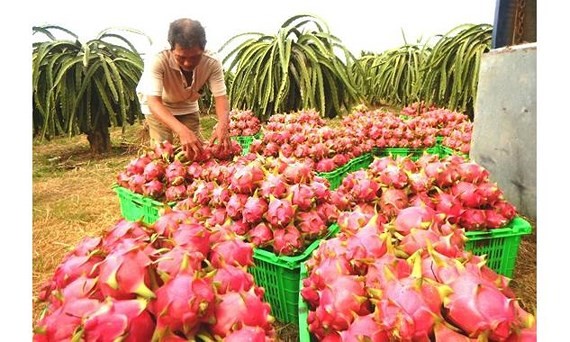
97,243,155,300
266,195,296,228
82,298,154,342
273,225,304,256
210,287,274,338
33,298,102,341
151,273,216,339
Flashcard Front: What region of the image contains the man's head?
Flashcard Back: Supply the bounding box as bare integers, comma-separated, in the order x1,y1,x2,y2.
168,18,207,72
168,18,207,50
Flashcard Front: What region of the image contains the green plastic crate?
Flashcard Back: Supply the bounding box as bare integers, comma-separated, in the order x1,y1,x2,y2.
249,224,339,324
346,152,373,173
298,262,312,342
231,132,261,155
464,216,532,277
317,165,348,190
373,147,411,158
113,185,173,225
372,147,433,161
439,145,469,159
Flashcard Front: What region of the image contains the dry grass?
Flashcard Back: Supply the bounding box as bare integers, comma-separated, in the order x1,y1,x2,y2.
32,113,537,340
33,124,148,322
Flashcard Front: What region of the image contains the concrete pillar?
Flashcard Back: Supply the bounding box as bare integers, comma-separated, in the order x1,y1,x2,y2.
470,42,536,219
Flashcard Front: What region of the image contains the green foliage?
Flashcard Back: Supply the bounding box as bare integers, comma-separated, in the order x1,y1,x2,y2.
219,14,363,120
32,25,151,148
354,43,430,107
352,23,492,117
418,23,493,116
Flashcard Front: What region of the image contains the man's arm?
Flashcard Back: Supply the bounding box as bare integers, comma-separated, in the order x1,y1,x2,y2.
209,94,231,149
147,95,203,158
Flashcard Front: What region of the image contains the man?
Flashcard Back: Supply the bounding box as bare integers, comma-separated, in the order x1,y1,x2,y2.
137,18,230,159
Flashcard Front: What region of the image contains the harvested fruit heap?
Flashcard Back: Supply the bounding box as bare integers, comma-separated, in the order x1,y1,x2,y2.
35,106,535,341
301,218,535,340
116,140,242,202
331,155,517,231
401,103,473,154
300,155,535,341
342,110,439,149
250,109,373,172
174,153,338,256
342,107,472,152
228,109,262,137
34,211,276,341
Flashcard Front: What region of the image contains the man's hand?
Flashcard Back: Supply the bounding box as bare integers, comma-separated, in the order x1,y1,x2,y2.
209,121,230,153
177,126,203,160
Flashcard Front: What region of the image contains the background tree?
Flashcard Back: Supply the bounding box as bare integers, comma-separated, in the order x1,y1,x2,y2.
219,14,363,120
354,42,430,108
418,23,493,119
32,25,150,154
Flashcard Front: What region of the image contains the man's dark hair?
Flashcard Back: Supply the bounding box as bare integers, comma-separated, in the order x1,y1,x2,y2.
168,18,207,50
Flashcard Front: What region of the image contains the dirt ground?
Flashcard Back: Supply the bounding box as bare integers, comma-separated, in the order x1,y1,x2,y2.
508,216,537,314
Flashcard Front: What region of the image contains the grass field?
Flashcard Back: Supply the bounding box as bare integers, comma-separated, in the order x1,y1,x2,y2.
32,113,536,340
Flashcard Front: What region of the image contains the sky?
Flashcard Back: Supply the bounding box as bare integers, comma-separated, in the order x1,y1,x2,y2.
3,0,568,338
29,0,498,57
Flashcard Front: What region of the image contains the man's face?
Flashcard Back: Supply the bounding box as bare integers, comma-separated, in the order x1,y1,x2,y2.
172,44,204,72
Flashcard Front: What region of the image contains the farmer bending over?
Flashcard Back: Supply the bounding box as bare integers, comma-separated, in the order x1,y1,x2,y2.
137,18,230,159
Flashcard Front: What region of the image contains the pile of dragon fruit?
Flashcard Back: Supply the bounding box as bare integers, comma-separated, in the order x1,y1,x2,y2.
115,140,242,202
300,156,535,340
301,212,535,340
228,109,262,137
249,109,373,172
343,106,473,153
34,211,276,341
174,154,338,256
35,106,535,341
330,154,517,231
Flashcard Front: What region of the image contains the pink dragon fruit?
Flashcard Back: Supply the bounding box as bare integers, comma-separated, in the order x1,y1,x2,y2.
242,195,269,224
224,325,272,342
443,271,519,340
248,222,273,247
339,312,390,341
265,195,296,228
33,298,102,341
209,238,254,268
290,184,316,211
151,273,216,339
212,264,255,294
226,193,249,220
155,246,205,282
273,225,304,256
82,298,155,342
259,173,289,199
97,243,155,300
296,211,327,239
379,188,409,218
172,223,212,258
209,287,275,338
392,205,441,235
372,254,445,341
230,162,265,195
143,160,166,181
308,275,371,336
